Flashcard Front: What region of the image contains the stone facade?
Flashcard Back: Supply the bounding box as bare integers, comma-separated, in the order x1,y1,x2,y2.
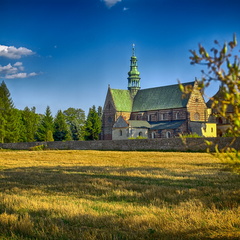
187,82,208,122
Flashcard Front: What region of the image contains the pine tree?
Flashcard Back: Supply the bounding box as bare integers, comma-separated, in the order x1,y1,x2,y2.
63,107,85,140
84,105,102,140
0,81,20,143
53,110,72,141
20,107,40,142
36,106,54,141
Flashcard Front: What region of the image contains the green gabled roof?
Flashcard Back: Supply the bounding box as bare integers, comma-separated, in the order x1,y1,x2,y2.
132,82,195,112
110,89,133,112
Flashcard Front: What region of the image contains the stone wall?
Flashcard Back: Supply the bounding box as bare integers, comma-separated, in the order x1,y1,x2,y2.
0,137,239,152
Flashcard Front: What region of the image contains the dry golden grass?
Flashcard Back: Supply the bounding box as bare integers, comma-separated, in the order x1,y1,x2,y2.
0,150,240,239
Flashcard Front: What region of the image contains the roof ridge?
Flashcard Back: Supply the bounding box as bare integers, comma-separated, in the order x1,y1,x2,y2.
139,81,194,91
110,88,129,91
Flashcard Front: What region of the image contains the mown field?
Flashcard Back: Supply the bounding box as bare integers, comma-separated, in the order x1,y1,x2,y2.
0,150,239,240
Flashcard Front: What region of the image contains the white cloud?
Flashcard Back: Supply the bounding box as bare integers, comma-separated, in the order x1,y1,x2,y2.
102,0,122,8
0,45,34,59
0,62,38,79
5,72,38,79
13,61,24,71
5,73,28,79
0,63,18,75
13,62,23,67
123,7,129,11
28,72,38,77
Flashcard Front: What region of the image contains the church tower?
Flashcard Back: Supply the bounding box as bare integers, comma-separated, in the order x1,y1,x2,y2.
128,44,141,97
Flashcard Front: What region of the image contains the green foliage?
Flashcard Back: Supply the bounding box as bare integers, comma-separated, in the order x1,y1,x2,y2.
180,133,201,138
97,106,103,118
185,34,240,166
63,107,85,140
188,34,240,137
84,105,102,140
29,144,47,151
19,107,40,142
46,130,54,142
0,81,20,143
36,106,54,142
53,110,72,141
128,136,148,139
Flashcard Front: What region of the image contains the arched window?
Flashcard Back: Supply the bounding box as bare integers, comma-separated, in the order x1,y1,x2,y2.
176,112,180,120
194,112,200,121
139,132,143,137
119,130,122,136
166,131,171,138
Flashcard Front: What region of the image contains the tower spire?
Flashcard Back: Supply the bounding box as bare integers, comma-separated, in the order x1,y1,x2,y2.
128,44,141,97
132,43,135,56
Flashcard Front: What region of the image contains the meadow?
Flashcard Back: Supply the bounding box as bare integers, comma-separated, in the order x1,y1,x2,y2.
0,150,239,240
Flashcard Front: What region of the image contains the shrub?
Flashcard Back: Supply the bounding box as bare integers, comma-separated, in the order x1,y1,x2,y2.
29,144,47,151
180,133,201,138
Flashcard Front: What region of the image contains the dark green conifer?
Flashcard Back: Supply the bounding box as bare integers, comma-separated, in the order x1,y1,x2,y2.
0,81,20,143
36,106,54,141
84,105,102,140
53,110,72,141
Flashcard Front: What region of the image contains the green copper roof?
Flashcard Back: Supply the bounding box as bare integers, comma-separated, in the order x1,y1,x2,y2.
132,82,195,112
110,89,133,112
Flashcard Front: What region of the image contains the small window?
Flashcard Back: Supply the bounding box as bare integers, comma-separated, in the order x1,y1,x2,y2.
166,131,171,138
139,132,143,137
176,112,180,120
195,98,199,103
211,128,214,133
119,130,122,136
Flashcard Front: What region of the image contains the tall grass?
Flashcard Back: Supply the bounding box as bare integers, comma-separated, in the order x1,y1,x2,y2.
0,150,239,239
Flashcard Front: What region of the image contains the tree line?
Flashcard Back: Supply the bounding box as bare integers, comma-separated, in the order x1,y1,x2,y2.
0,81,102,143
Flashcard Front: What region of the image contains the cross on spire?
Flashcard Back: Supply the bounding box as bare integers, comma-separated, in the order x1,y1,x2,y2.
132,43,135,56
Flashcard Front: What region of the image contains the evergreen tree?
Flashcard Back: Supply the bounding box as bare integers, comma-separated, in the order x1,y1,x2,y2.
97,106,103,118
36,106,54,141
63,107,85,140
0,81,20,143
84,105,102,140
53,110,72,141
20,107,40,142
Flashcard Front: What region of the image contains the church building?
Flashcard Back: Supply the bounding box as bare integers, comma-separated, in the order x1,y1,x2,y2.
101,45,216,140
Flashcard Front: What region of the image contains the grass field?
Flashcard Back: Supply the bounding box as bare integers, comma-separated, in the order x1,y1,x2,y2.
0,150,239,240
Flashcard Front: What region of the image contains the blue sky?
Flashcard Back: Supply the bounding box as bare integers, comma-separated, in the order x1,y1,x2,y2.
1,0,239,115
